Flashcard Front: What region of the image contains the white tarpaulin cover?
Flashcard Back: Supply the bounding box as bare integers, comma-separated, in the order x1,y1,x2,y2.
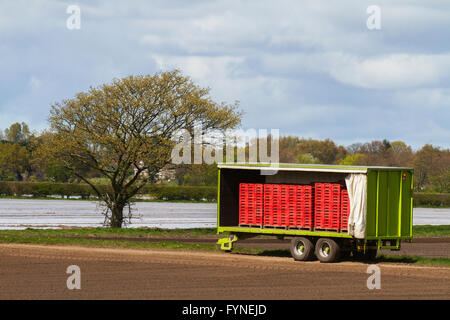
345,174,368,239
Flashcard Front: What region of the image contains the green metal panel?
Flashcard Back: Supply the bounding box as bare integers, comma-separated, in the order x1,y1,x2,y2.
377,171,388,236
218,226,353,239
387,171,400,236
366,170,378,237
366,169,413,240
218,162,412,172
219,163,367,171
401,171,413,237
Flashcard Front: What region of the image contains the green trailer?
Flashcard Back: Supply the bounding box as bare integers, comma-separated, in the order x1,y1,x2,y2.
216,163,414,263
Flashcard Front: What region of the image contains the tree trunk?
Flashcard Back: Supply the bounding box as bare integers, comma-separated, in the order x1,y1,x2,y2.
110,202,125,228
16,170,23,181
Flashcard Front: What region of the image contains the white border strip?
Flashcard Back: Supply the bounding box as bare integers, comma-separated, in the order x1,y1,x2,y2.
217,164,367,174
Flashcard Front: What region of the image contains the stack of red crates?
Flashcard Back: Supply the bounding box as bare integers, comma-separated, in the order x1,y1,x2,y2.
239,183,264,226
289,185,314,229
263,184,314,228
314,183,341,231
240,182,347,232
340,189,350,232
263,184,284,226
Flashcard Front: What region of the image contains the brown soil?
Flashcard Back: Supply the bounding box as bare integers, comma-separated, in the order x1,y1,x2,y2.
0,244,448,299
74,235,450,258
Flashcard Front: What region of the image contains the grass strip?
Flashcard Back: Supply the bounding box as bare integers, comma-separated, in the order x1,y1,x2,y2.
0,227,218,238
0,233,257,253
375,254,450,267
0,225,447,238
0,230,257,254
412,225,450,237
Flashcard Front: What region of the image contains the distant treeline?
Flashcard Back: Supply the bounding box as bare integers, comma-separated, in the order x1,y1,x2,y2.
0,122,449,193
411,193,450,207
0,181,217,202
1,181,449,207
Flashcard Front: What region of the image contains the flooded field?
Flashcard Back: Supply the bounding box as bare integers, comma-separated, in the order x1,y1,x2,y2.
0,199,216,229
0,199,448,229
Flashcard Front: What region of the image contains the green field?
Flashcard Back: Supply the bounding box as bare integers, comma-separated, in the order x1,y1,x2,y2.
0,227,218,238
0,224,447,240
412,225,450,237
0,225,450,239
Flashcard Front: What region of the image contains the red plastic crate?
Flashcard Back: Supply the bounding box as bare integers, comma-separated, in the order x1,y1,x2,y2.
263,184,285,226
263,184,314,228
239,183,264,225
289,185,314,229
340,189,350,232
314,183,341,230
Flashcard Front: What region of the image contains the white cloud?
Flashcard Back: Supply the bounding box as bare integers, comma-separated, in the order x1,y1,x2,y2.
1,0,450,147
29,76,42,92
152,55,245,80
237,52,450,90
328,54,450,89
393,88,450,108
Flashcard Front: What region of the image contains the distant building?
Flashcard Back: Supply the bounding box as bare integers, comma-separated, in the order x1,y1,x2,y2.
133,162,176,183
156,167,176,182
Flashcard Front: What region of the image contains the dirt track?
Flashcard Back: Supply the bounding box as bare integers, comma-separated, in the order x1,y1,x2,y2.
75,235,450,258
0,244,449,299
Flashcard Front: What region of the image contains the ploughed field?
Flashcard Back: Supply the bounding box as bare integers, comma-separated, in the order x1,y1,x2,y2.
0,244,448,299
47,233,449,258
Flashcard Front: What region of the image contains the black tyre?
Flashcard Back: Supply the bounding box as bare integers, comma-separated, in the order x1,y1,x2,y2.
315,238,341,263
290,237,315,261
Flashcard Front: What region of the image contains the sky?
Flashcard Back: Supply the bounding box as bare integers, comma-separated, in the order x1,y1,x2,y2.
0,0,449,149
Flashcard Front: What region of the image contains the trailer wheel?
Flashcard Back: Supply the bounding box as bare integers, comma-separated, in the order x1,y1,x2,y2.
290,237,315,261
315,238,341,263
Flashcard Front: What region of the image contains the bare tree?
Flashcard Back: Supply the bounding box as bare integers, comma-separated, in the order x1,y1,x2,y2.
39,70,241,227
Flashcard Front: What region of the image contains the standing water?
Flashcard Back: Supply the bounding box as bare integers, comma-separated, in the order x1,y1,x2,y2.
0,199,448,229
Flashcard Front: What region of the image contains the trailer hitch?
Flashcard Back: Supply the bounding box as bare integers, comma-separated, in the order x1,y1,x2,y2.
217,233,257,251
217,235,239,251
